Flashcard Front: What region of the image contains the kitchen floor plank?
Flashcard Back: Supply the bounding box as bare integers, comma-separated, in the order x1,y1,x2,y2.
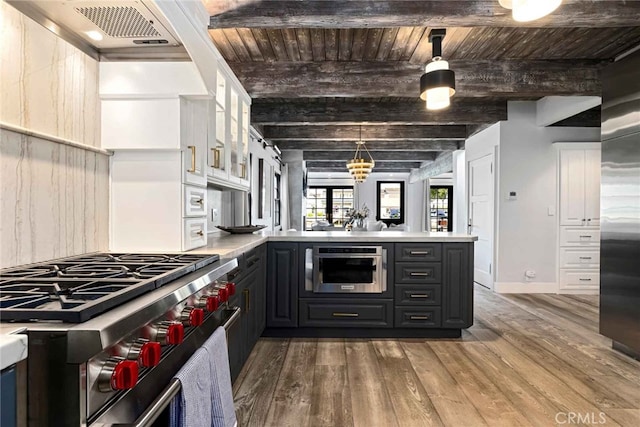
233,338,290,426
345,340,399,427
400,341,488,427
309,365,354,427
372,340,444,427
262,339,317,427
233,288,640,427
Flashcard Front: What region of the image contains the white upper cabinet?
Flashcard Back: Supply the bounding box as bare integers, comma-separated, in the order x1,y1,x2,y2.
559,147,601,226
180,97,208,187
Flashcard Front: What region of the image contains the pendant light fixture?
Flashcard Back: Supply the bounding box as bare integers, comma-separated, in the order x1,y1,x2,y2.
420,29,456,111
498,0,562,22
346,126,375,183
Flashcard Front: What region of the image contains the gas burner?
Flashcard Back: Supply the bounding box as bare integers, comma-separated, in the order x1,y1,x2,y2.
0,253,220,322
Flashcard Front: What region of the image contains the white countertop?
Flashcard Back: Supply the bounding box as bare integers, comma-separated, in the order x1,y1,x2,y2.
190,231,477,259
0,328,28,370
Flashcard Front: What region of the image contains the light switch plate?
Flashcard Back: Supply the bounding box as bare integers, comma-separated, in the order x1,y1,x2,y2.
548,205,556,216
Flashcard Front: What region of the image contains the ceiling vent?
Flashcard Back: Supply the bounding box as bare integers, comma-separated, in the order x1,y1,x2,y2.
74,6,161,38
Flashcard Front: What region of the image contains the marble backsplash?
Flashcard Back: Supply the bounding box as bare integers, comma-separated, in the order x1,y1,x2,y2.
0,1,100,147
0,129,109,268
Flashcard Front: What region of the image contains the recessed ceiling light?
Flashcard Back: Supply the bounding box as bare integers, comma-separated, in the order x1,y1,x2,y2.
86,31,103,41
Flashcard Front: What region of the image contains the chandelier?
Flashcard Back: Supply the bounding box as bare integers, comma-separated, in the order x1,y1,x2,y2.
346,126,375,183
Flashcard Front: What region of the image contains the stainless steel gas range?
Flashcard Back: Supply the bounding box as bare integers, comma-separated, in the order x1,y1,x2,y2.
0,253,240,427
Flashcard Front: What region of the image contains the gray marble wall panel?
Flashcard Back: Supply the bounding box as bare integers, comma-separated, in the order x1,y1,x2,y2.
0,2,101,147
0,129,109,268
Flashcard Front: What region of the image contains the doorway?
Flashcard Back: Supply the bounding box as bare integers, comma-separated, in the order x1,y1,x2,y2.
468,154,494,290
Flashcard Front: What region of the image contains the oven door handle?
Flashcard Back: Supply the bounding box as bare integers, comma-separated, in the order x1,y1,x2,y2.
127,307,241,427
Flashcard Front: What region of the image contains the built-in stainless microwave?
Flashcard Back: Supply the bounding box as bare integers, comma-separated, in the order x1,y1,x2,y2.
305,246,387,293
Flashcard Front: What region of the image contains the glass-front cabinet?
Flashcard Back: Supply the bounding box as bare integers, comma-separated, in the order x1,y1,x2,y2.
206,68,251,190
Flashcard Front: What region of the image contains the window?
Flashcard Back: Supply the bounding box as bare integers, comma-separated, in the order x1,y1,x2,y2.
429,186,453,232
274,173,281,226
376,181,405,226
305,186,354,230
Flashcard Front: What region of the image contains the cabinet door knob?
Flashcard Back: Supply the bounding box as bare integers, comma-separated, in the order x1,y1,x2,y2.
187,146,196,173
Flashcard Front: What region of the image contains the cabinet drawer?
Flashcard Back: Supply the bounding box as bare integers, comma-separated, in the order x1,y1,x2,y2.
559,248,600,268
182,217,207,250
299,299,392,328
396,243,442,262
394,285,441,305
559,270,600,288
183,185,207,217
395,263,442,284
560,227,600,247
395,307,442,328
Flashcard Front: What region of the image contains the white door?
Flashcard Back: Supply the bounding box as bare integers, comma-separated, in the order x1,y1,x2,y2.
468,154,494,289
584,149,601,226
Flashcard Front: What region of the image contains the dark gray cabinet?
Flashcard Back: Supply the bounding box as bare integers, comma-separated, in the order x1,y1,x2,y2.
299,299,393,328
442,243,474,328
266,242,299,327
228,244,266,382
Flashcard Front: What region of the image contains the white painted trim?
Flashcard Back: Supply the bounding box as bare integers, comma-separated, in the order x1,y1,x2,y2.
494,282,558,294
0,122,112,156
553,142,601,150
557,289,599,295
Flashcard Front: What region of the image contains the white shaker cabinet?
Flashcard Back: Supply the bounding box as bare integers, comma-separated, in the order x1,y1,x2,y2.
559,148,601,226
181,97,208,187
557,143,601,293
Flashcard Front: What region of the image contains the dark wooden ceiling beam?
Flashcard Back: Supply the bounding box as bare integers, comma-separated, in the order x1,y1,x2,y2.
208,1,640,28
276,140,461,151
263,124,467,140
303,151,437,161
229,60,603,98
252,98,507,125
306,160,423,169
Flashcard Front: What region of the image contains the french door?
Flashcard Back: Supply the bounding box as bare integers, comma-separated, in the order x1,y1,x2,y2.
305,186,354,230
429,186,453,232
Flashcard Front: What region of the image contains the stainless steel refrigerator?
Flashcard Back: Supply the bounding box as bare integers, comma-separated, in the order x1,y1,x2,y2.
600,49,640,358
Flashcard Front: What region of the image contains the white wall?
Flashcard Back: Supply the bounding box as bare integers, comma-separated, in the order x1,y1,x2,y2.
452,151,467,233
496,102,600,291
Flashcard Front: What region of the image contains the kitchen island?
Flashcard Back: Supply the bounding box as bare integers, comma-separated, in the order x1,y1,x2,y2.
194,231,477,338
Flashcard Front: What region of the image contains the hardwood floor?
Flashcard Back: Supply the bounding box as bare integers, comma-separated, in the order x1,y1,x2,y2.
232,287,640,426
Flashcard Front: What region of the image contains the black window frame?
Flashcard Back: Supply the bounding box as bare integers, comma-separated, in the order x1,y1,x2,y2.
429,185,453,232
305,185,354,230
376,181,405,226
274,172,281,227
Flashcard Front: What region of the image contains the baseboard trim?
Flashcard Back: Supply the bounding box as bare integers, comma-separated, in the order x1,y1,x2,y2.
494,282,558,294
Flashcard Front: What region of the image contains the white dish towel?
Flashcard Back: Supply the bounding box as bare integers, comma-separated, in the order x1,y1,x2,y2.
169,348,213,427
202,326,237,427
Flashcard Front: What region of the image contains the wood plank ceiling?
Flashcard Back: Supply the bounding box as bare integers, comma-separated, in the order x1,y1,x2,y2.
206,1,640,173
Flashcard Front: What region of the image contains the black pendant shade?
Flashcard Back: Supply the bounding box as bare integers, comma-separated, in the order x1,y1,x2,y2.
420,69,456,101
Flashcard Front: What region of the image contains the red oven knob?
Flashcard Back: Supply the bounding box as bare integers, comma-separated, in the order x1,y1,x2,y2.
154,321,184,345
139,341,162,367
197,295,220,312
225,282,236,296
213,285,228,302
181,307,205,327
98,357,139,392
127,339,162,368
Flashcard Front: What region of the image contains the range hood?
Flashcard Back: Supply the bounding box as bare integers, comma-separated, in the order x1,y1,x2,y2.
6,0,189,60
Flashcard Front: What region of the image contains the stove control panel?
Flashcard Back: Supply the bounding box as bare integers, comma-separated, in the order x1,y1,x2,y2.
87,276,237,418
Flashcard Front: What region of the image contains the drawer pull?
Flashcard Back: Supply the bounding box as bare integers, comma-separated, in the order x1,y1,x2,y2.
579,235,593,238
579,278,592,282
579,257,592,260
410,272,431,277
409,251,431,255
410,315,430,320
187,146,196,173
410,294,430,299
332,312,359,318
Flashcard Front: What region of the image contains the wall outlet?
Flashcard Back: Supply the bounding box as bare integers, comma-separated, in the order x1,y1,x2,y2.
548,205,556,216
525,270,536,281
506,191,517,201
